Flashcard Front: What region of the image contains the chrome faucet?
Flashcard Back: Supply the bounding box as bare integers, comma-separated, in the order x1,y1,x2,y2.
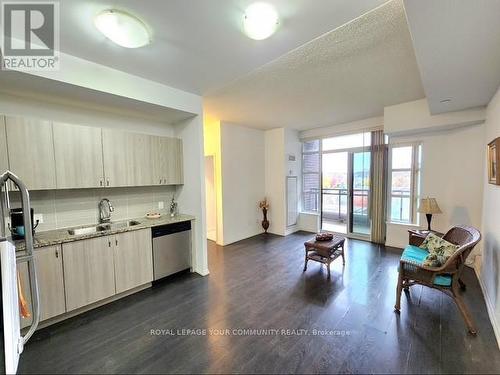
99,198,114,223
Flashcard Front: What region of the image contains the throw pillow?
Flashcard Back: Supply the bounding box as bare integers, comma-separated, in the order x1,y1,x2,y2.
419,233,458,267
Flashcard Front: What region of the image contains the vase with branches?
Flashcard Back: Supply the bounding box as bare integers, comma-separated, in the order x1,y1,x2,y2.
259,199,270,233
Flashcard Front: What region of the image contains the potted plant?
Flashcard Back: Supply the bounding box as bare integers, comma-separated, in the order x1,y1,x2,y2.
259,199,270,233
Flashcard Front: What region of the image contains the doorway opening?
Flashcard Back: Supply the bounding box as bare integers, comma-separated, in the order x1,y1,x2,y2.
320,133,371,238
205,155,217,242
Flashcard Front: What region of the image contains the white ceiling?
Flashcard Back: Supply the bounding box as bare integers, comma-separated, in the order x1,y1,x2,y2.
5,0,497,131
204,0,425,130
56,0,389,95
404,0,500,114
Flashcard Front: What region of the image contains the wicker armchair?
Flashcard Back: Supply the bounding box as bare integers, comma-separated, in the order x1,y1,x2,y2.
394,225,481,334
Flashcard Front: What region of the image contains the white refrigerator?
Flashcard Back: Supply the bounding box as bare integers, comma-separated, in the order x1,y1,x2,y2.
0,171,40,374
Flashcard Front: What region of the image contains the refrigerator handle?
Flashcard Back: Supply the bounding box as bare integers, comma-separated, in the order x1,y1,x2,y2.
0,170,41,349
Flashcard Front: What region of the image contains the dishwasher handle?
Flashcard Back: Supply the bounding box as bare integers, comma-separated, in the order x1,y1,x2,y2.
152,221,191,238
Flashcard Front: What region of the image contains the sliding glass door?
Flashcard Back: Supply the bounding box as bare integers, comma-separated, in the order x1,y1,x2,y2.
321,146,371,237
321,152,349,233
351,151,370,235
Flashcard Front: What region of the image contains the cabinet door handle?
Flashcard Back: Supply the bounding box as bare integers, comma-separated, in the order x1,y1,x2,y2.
108,240,111,247
163,178,166,184
106,179,110,187
159,178,162,185
100,179,103,187
115,239,118,246
55,249,59,258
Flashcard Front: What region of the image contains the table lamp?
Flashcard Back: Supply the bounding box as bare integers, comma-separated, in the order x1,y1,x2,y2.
418,197,442,231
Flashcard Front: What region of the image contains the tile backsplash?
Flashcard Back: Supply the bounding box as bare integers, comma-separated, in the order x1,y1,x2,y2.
6,185,176,232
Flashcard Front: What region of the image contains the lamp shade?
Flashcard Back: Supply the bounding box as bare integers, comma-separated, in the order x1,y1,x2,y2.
418,198,442,214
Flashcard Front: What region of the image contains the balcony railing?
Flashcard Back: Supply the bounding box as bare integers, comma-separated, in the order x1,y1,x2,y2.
303,188,369,220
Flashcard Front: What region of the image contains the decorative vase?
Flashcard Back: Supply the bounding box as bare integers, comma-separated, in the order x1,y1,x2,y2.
261,207,269,233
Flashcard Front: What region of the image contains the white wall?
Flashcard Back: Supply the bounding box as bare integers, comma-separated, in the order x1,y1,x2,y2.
299,212,320,233
284,128,302,235
264,129,286,236
175,115,208,275
385,98,486,136
300,116,383,140
205,156,217,241
0,92,175,136
479,86,500,347
386,124,484,248
220,123,265,245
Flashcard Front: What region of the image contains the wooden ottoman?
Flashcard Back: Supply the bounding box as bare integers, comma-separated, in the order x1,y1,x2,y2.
303,235,346,279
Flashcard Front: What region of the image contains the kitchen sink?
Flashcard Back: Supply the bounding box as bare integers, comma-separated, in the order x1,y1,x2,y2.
67,224,109,236
67,220,141,235
107,220,141,230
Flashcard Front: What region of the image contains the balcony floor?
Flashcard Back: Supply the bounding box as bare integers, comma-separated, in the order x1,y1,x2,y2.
322,218,370,236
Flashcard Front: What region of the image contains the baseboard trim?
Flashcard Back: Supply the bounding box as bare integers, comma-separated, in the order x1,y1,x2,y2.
195,268,210,277
32,283,152,331
474,265,500,350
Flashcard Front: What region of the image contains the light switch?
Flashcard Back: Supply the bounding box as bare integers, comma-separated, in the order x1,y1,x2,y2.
158,201,164,209
34,214,44,224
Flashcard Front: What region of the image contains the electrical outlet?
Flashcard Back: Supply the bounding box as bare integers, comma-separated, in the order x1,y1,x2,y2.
34,214,44,224
158,201,164,210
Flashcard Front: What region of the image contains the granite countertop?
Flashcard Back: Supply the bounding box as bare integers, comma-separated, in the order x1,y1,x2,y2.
14,214,195,251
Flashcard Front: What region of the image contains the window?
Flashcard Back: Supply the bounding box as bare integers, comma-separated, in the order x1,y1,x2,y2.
302,140,320,212
388,143,421,224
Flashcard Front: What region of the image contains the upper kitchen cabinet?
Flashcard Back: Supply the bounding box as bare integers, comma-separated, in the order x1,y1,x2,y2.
102,129,155,187
5,116,56,190
152,136,184,185
167,137,183,184
0,116,8,173
53,122,105,189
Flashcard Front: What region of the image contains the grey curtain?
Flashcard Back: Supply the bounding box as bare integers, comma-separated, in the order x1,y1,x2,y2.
370,130,387,244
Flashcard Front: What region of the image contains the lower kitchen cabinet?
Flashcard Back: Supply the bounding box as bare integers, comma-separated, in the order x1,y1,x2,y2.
36,245,66,320
18,245,66,328
113,229,153,294
63,236,116,311
18,228,155,327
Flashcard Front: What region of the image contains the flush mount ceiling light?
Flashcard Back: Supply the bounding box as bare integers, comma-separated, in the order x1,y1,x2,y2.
243,2,279,40
94,9,151,48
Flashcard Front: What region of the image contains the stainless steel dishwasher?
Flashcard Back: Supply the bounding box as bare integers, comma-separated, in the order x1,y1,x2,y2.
152,221,192,280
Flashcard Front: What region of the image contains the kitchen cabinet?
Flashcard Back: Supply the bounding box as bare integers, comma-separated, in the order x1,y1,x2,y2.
152,137,168,185
18,245,66,328
5,116,56,190
152,136,183,185
113,229,153,294
63,236,116,311
167,137,183,184
53,122,104,189
102,129,155,187
0,116,8,173
35,245,66,320
1,113,184,189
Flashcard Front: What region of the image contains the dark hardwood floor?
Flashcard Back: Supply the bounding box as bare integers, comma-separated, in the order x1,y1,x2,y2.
18,232,500,374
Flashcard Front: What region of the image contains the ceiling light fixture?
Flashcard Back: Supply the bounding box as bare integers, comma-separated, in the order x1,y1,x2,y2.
94,9,151,48
243,2,279,40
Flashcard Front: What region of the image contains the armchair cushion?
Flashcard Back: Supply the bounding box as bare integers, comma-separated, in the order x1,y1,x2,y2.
401,245,452,287
419,233,458,267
